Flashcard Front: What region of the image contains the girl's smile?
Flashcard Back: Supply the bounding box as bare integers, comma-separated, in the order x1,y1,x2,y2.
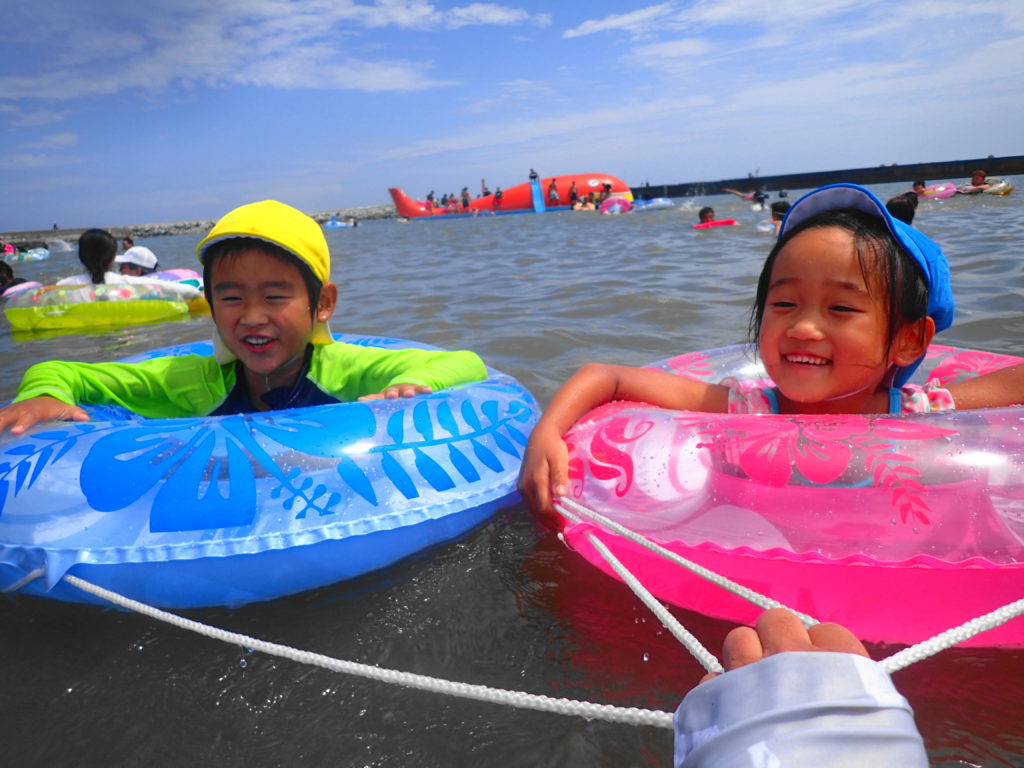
759,227,895,414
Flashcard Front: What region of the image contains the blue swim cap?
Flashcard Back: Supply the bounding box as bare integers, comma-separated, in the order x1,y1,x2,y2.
778,183,955,388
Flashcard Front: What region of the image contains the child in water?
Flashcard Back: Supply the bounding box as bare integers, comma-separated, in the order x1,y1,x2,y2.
0,200,487,433
519,183,1024,516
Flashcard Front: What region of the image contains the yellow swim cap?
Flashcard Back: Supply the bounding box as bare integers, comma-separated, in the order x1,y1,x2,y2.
196,199,330,283
196,200,334,360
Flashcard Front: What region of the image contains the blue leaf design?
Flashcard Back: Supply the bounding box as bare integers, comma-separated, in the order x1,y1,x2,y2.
471,438,503,473
412,401,435,442
30,430,71,441
503,423,529,446
413,447,455,491
54,436,79,462
461,400,483,431
481,400,500,424
381,453,419,499
14,459,30,495
491,430,520,459
337,455,378,505
150,433,256,532
5,445,35,456
435,401,461,437
387,410,405,444
28,446,52,488
447,444,480,482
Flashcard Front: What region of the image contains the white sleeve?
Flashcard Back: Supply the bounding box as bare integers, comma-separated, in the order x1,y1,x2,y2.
674,652,928,768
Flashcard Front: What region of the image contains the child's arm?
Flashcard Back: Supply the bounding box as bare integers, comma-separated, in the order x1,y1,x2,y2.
0,396,89,435
945,363,1024,410
518,363,729,521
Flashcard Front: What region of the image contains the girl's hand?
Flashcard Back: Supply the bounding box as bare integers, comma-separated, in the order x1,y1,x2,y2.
517,421,569,529
0,396,90,435
358,384,433,401
700,608,869,683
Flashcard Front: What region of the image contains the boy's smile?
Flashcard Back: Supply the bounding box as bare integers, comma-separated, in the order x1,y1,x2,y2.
759,227,894,414
210,248,336,397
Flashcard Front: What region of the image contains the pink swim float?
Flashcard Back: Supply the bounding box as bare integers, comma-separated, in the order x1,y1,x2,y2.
599,196,633,215
558,344,1024,648
922,183,957,199
693,219,737,229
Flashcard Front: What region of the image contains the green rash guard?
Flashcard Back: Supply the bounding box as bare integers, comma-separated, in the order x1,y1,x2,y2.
12,342,489,418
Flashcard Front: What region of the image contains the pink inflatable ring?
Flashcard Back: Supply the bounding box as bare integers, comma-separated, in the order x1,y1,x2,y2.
558,343,1024,647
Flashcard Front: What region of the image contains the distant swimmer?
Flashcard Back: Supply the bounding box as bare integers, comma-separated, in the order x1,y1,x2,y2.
723,186,769,208
957,169,992,195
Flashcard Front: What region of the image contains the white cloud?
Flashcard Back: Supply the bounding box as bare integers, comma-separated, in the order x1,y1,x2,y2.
0,153,69,170
24,132,79,149
0,0,546,104
563,4,677,39
0,103,70,128
446,4,550,29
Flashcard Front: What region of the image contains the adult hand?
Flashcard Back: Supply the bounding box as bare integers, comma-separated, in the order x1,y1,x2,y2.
701,608,869,683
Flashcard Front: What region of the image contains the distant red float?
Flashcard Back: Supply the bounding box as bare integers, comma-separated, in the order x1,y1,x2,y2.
388,173,633,219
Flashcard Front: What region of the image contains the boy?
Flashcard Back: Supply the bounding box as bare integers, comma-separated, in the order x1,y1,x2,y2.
0,200,487,433
115,245,160,275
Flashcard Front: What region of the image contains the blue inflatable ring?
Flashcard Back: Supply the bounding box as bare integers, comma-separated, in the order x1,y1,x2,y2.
0,334,539,608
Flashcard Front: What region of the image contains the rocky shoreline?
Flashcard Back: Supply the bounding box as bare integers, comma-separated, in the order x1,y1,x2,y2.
1,203,396,248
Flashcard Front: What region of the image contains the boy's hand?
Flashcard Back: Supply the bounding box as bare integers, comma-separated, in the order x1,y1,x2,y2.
700,608,869,683
0,396,90,435
358,383,433,401
517,422,569,529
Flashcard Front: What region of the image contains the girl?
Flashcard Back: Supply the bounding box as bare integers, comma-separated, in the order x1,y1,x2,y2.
57,228,120,285
519,183,1024,517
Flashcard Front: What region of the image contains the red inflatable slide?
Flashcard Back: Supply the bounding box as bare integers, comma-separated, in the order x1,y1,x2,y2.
388,173,632,218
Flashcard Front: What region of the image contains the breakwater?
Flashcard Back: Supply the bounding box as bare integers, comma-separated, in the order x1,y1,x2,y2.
632,154,1024,198
1,203,395,248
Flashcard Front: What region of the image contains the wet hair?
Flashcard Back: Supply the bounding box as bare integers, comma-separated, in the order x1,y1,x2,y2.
698,206,714,221
0,260,13,286
749,208,930,361
77,229,117,283
770,201,791,220
912,180,926,189
885,193,919,224
201,237,322,318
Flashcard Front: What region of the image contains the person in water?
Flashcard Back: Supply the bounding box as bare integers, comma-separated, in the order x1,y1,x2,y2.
0,261,26,297
911,180,927,196
519,183,1024,518
115,245,159,276
674,608,928,766
768,200,791,233
885,192,919,225
698,206,716,223
0,200,487,433
958,170,992,194
56,228,123,285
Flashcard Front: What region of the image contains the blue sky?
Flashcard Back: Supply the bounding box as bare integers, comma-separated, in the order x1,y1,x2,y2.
2,0,1021,230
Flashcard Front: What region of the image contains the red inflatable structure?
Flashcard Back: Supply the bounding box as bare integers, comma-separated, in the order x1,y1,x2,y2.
388,173,633,219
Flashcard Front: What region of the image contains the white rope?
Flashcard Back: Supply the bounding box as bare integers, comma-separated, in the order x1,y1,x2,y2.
556,497,818,627
556,496,1024,670
557,505,723,675
1,567,44,593
880,598,1024,674
61,574,674,730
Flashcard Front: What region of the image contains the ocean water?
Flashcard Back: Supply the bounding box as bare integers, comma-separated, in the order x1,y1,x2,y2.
2,184,1022,767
